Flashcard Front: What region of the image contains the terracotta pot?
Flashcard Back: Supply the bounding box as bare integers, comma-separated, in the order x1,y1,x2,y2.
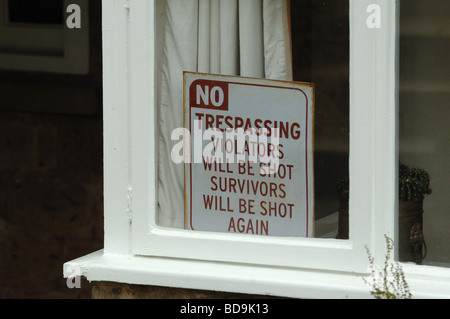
398,199,427,264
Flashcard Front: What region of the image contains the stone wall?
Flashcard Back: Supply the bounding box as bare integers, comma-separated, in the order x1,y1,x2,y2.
0,112,103,298
91,282,275,299
0,0,103,299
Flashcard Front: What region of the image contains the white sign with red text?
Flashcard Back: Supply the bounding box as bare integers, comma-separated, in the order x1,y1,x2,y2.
184,72,314,237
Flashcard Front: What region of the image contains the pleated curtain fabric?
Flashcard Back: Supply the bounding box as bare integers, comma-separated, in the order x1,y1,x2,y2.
156,0,292,228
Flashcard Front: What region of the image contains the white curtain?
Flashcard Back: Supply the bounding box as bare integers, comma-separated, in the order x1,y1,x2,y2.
156,0,293,228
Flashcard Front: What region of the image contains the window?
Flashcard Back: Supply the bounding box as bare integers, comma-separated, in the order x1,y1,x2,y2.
0,0,89,74
129,0,353,270
0,0,101,116
154,0,349,240
398,0,450,266
64,0,450,299
8,0,64,25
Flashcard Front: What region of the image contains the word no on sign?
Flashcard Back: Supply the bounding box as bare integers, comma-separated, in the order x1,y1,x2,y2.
184,72,314,237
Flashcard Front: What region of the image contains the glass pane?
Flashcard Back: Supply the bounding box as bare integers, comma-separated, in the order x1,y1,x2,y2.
7,0,64,25
399,0,450,265
156,0,349,239
291,0,349,238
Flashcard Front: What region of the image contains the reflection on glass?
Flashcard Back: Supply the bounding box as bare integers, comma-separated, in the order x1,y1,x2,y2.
156,0,349,239
399,0,450,265
291,0,349,238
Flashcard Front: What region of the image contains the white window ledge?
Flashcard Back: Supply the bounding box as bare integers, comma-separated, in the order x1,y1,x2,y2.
64,249,450,299
64,250,372,299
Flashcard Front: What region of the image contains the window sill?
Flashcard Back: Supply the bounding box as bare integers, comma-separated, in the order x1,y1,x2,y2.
64,249,450,299
64,249,372,299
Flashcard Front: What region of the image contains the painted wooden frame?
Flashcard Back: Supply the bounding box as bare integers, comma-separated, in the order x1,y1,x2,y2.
64,0,450,299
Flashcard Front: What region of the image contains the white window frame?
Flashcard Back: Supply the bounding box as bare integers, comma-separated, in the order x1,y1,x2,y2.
64,0,450,299
0,0,89,74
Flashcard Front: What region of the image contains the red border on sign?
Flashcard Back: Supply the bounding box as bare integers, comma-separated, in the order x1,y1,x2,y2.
188,80,311,237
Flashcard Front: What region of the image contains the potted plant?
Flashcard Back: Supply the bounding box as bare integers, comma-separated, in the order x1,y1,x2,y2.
336,163,431,264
